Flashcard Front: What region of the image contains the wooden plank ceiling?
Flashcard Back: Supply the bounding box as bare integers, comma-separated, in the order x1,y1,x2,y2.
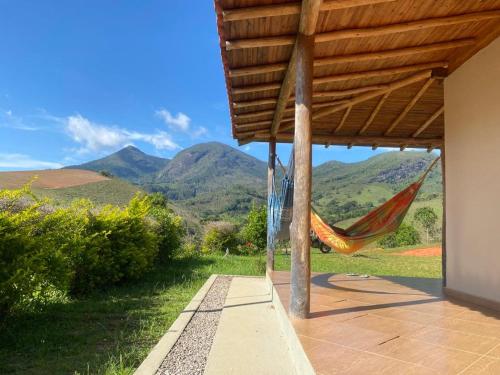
215,0,500,149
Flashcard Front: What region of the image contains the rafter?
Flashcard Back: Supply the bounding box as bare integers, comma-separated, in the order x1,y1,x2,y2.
232,62,446,96
222,0,396,22
234,84,387,109
226,10,500,50
413,106,445,137
334,106,352,134
313,70,432,120
359,92,391,135
229,38,474,77
314,61,446,85
385,78,435,135
242,132,443,148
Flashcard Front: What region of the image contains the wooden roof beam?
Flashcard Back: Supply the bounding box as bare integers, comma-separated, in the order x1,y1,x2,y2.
226,10,500,50
222,0,396,22
269,0,322,136
244,133,443,148
413,106,445,137
233,61,446,95
235,99,350,122
313,61,447,85
334,106,352,134
313,70,432,120
358,92,390,135
385,78,435,135
234,84,387,108
229,38,474,77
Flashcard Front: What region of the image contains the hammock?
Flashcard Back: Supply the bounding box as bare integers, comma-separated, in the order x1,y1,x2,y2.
311,157,440,254
267,150,294,249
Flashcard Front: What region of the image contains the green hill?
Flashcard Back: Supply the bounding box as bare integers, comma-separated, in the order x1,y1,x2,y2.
146,142,267,221
67,144,442,233
66,145,169,182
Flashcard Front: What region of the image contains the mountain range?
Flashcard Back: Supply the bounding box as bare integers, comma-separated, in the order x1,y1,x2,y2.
68,142,442,224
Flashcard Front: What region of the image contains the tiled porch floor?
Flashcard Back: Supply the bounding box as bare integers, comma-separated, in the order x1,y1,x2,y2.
270,271,500,375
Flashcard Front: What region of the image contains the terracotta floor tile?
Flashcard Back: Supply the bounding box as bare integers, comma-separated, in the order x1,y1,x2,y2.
370,306,443,325
460,357,500,375
299,321,396,351
487,343,500,358
371,336,480,373
270,272,500,375
430,318,500,340
343,313,427,336
412,326,500,355
298,339,386,375
454,309,500,327
336,354,438,375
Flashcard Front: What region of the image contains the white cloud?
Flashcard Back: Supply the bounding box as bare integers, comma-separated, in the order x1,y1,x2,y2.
0,109,39,131
155,109,191,131
0,153,63,170
192,126,208,138
66,114,180,153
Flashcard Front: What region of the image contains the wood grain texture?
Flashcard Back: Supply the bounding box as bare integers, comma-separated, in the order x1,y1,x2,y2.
290,33,313,319
215,0,500,146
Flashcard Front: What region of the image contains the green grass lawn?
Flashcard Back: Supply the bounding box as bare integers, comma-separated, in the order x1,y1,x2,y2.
0,247,441,375
276,245,442,279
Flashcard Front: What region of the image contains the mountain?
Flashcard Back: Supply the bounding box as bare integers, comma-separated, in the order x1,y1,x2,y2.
66,146,169,182
68,143,442,227
147,142,267,220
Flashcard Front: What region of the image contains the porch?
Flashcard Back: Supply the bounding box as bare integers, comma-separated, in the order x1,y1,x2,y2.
270,271,500,374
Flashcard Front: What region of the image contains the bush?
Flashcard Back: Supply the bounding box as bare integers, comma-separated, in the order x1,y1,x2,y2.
378,223,421,249
149,206,185,263
240,205,267,251
201,221,238,254
236,242,260,256
0,189,73,314
69,195,158,295
0,187,171,313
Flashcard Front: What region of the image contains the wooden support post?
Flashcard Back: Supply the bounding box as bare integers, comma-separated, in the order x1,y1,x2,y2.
441,146,447,287
267,140,276,273
290,33,313,319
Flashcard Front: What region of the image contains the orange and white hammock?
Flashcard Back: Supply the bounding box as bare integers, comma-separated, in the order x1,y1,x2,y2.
311,157,440,255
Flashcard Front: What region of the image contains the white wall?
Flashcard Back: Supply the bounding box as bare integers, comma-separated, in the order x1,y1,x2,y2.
445,37,500,303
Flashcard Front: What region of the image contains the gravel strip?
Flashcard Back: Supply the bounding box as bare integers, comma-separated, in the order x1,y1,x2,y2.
156,276,232,375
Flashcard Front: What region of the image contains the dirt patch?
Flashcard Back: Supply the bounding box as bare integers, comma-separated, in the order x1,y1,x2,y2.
396,247,442,257
0,169,109,189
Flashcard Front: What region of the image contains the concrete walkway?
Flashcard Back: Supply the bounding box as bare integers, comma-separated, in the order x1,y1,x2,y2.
204,277,296,375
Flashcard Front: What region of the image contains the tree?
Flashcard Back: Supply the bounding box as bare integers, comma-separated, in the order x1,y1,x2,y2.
379,223,421,248
414,207,438,244
240,205,267,251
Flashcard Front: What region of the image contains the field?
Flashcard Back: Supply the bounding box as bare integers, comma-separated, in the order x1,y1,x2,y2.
0,169,146,207
0,247,441,375
0,169,109,189
34,179,144,207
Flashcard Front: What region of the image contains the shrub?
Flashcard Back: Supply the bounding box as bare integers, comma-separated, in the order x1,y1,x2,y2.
0,188,166,312
0,189,73,314
240,205,267,251
201,221,238,254
379,223,421,249
69,195,158,295
149,206,185,263
236,242,260,256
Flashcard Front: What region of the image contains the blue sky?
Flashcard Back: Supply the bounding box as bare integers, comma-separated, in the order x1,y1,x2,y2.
0,1,406,171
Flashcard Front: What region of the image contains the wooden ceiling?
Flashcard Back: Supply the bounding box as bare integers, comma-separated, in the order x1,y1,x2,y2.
215,0,500,149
